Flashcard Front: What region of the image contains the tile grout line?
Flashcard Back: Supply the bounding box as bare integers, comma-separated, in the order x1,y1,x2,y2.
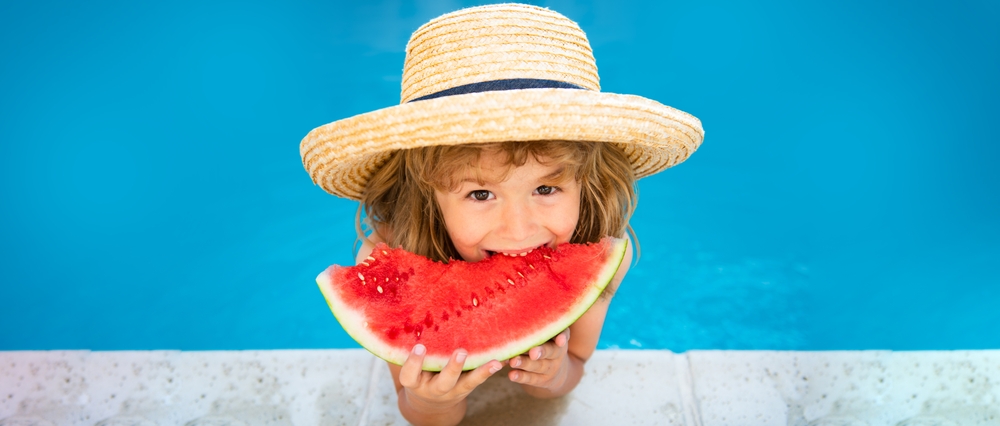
675,352,703,426
356,355,383,426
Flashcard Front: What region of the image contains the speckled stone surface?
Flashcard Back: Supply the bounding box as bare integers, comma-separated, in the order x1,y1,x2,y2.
687,350,1000,425
1,350,997,425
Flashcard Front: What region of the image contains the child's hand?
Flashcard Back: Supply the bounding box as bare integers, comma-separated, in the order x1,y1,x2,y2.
398,344,503,416
507,329,572,391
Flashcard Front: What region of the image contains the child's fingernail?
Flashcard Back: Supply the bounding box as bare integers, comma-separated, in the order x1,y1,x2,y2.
413,344,425,355
511,358,521,367
489,364,501,374
456,351,467,363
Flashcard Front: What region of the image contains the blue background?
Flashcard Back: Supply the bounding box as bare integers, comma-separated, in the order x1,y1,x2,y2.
2,0,998,351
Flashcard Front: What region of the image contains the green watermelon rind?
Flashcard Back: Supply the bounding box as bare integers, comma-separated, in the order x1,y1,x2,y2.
317,237,628,372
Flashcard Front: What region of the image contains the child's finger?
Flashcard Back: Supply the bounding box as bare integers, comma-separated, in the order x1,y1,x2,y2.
455,360,503,393
509,369,547,387
510,353,550,374
530,337,568,362
399,344,426,389
508,349,546,373
544,329,570,355
430,349,467,394
556,329,570,347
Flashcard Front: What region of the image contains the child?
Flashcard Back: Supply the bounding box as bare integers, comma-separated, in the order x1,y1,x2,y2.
300,4,703,425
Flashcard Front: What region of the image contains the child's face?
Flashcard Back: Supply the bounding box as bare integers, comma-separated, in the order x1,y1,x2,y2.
434,150,581,262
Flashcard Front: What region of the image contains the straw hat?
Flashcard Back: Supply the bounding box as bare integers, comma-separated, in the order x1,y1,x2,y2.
301,3,704,200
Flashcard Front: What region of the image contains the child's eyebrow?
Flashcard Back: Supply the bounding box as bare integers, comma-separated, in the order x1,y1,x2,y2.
540,167,568,182
457,177,492,185
453,166,567,187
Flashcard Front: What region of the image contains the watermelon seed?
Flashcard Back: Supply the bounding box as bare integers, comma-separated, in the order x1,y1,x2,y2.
519,252,526,256
361,262,369,267
543,255,551,259
377,285,383,293
366,256,375,262
529,264,535,270
382,250,388,255
507,278,515,285
358,272,366,283
473,297,478,306
517,272,524,278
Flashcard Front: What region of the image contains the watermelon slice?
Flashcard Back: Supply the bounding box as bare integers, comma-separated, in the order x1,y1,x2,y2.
317,237,627,371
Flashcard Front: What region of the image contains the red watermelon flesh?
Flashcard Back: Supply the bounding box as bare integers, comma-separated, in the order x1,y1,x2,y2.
317,237,627,371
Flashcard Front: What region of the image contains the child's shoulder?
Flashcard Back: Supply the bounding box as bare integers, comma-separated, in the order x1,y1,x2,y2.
354,227,392,265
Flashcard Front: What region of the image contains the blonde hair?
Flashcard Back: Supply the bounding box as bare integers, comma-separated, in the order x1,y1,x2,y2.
358,141,637,262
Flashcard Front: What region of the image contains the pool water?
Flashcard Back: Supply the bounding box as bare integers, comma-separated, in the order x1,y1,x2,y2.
2,0,998,351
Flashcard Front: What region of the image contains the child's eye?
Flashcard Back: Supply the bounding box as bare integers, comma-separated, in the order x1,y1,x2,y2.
535,185,558,195
467,190,493,201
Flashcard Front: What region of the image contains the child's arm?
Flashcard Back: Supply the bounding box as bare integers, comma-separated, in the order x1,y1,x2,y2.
356,234,504,426
507,235,634,398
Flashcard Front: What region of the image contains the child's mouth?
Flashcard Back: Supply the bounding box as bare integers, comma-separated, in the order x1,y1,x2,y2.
485,244,547,258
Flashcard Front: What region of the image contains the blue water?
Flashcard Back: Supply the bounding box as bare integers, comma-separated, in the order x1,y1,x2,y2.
2,0,998,351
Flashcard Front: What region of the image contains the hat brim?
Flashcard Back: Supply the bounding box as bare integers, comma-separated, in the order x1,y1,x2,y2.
300,88,704,200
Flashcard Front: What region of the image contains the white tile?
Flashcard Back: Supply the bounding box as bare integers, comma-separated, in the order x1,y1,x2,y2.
686,350,797,425
0,350,378,425
560,350,688,425
686,350,1000,425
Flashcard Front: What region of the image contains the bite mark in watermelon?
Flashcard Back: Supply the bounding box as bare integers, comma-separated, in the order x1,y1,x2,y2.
317,237,628,371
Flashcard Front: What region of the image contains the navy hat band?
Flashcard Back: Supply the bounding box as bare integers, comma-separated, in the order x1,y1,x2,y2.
408,78,586,103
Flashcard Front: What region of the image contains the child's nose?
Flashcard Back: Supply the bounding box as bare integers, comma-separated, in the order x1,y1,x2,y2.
499,200,538,241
